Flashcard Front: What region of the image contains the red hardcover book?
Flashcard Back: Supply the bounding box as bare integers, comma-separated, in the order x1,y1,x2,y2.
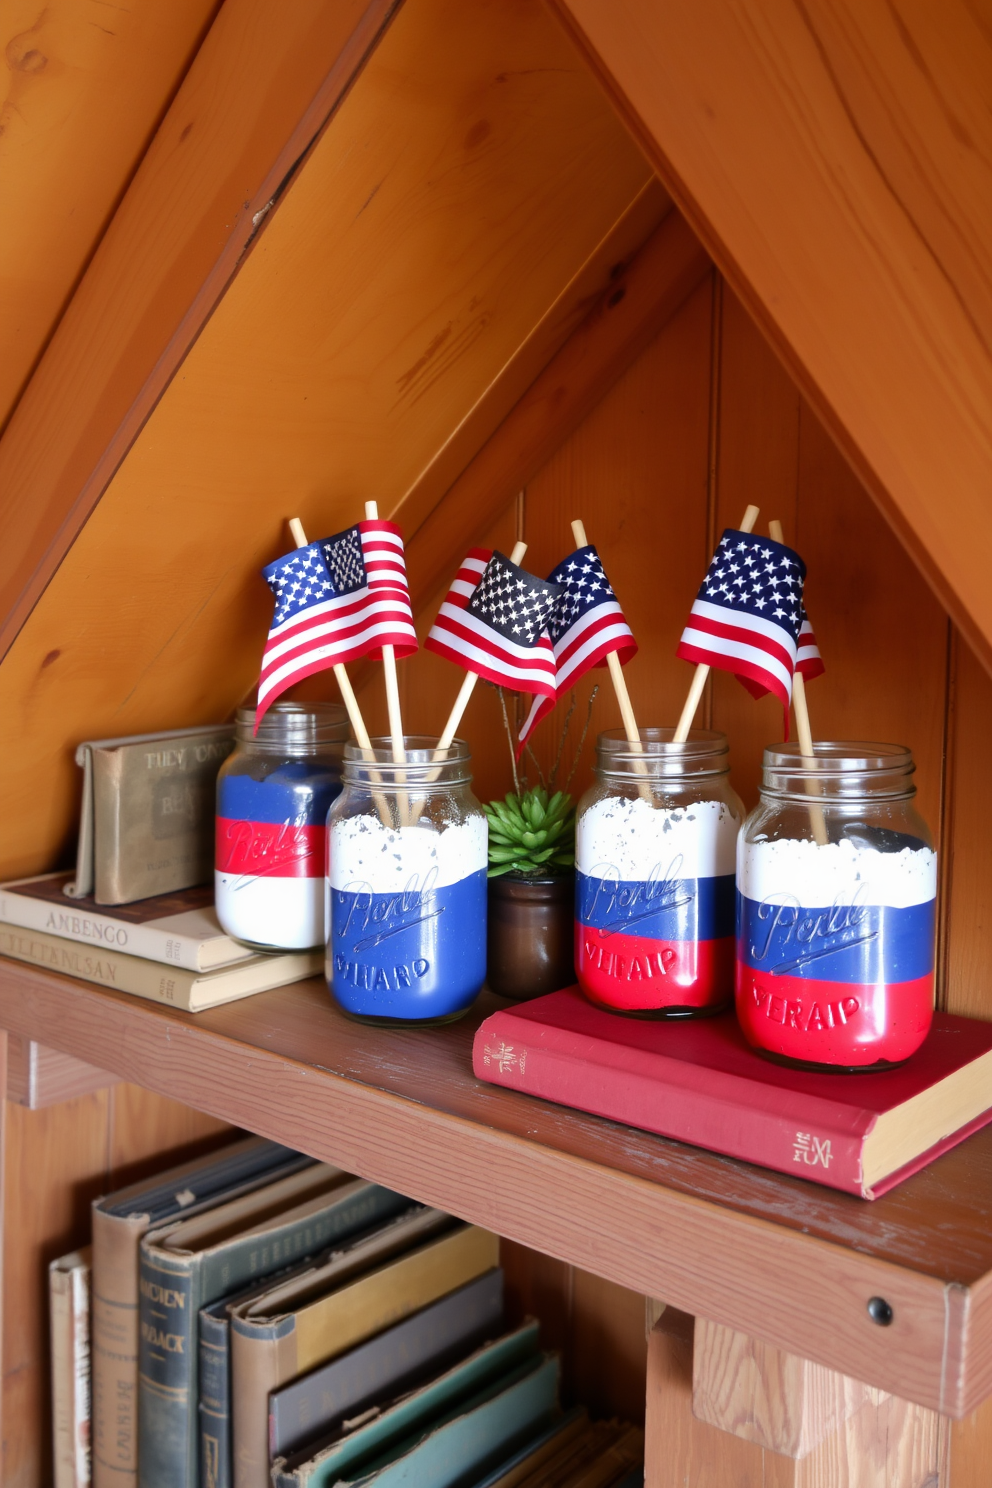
472,989,992,1198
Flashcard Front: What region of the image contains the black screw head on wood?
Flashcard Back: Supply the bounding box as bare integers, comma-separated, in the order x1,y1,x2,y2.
867,1296,894,1326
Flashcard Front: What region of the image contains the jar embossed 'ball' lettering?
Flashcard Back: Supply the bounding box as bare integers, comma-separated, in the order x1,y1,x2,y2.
736,742,937,1069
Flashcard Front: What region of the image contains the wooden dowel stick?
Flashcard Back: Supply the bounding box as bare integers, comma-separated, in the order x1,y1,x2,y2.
288,519,390,826
673,503,760,743
571,518,650,800
364,501,408,823
769,519,828,847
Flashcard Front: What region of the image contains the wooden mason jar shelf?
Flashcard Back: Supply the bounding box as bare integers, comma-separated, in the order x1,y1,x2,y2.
1,957,989,1422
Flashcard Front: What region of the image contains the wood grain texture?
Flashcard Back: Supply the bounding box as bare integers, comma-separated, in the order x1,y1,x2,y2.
508,273,715,790
0,0,221,432
0,964,989,1415
648,1319,947,1488
501,1240,647,1425
0,0,402,660
0,0,654,883
1,1080,230,1488
692,1318,881,1459
6,1036,119,1109
710,286,950,826
940,634,992,1020
402,207,711,616
547,0,992,682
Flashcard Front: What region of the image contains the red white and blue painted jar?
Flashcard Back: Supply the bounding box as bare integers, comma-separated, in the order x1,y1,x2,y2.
326,738,487,1024
215,703,348,949
736,743,937,1069
575,729,743,1017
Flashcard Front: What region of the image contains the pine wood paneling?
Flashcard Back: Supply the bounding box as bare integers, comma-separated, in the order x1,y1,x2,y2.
516,275,714,795
547,0,992,682
501,1241,647,1425
711,288,950,825
402,208,709,617
2,1084,229,1488
0,0,655,884
941,636,992,1020
0,0,220,431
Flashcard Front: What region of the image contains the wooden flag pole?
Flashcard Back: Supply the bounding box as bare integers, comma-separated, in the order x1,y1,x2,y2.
287,519,391,827
364,501,409,824
436,540,529,751
769,519,828,846
672,503,760,743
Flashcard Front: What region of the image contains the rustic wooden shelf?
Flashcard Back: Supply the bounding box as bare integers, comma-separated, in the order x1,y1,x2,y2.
1,957,989,1419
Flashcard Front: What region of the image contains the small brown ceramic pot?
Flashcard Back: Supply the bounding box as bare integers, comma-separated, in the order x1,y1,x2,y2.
487,874,575,1001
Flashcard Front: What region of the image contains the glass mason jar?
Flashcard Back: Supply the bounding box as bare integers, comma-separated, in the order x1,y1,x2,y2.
215,702,349,950
575,729,743,1016
736,743,937,1070
325,737,487,1024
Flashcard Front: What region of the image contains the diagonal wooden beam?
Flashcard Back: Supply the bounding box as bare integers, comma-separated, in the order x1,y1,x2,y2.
547,0,992,674
403,207,711,611
0,0,403,665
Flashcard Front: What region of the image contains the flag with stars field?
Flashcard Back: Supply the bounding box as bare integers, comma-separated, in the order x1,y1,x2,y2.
255,519,417,728
677,528,821,727
425,548,561,704
518,544,637,747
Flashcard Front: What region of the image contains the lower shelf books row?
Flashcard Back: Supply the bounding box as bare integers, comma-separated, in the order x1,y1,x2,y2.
51,1134,644,1488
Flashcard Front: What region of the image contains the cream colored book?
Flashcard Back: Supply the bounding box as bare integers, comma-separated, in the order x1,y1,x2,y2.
230,1218,500,1488
51,1248,92,1488
0,921,320,1010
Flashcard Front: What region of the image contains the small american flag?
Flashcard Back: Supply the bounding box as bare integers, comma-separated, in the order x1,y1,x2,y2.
518,544,637,747
797,612,825,681
256,519,417,727
677,528,818,725
425,548,560,703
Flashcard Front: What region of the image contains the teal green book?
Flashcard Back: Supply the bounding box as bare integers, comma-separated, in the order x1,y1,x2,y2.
273,1323,547,1488
331,1351,559,1486
138,1167,406,1488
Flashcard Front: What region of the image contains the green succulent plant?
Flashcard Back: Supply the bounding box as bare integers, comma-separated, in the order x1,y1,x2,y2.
484,786,575,879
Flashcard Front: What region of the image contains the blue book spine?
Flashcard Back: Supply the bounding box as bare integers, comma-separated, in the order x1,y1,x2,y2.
199,1303,231,1488
138,1248,197,1488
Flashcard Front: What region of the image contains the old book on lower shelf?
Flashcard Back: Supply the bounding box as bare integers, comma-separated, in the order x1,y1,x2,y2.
92,1137,309,1488
139,1169,405,1488
0,921,321,1010
51,1248,91,1488
473,988,992,1198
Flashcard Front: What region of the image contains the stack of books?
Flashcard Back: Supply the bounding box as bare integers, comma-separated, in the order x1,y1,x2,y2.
0,872,322,1012
51,1135,644,1488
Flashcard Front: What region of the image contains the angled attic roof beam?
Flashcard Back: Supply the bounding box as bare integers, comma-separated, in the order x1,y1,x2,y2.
0,0,221,434
0,0,401,664
548,0,992,673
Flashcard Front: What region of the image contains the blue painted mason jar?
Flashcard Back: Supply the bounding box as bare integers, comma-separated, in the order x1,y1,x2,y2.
215,703,349,949
325,738,487,1024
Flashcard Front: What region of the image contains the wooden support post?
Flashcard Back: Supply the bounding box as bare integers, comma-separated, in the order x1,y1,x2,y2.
645,1313,948,1487
6,1036,119,1109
